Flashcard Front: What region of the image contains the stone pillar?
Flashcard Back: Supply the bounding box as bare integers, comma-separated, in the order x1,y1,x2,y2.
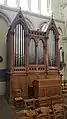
38,0,41,14
62,37,67,81
16,0,20,7
50,0,60,19
28,0,31,11
47,0,52,15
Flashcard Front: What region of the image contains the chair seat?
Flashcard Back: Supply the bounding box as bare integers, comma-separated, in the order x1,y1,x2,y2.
15,97,23,101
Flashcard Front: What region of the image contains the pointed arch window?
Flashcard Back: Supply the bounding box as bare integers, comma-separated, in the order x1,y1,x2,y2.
37,40,44,64
29,39,36,64
14,24,25,66
48,30,56,66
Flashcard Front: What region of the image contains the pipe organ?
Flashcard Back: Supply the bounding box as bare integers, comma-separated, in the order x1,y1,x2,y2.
7,10,61,105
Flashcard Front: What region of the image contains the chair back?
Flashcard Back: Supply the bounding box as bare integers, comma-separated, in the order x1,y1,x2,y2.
13,88,22,98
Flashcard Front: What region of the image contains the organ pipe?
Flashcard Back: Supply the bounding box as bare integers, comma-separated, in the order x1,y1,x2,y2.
13,24,24,66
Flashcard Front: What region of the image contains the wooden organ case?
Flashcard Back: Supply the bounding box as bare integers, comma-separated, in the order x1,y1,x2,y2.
7,10,61,104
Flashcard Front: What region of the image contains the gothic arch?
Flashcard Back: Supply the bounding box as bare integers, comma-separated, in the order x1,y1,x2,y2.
0,9,11,26
37,39,44,64
28,37,36,45
29,38,36,64
38,21,47,30
37,38,44,47
25,17,34,29
58,27,63,35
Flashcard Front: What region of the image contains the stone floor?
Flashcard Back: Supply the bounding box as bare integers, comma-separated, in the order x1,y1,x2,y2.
0,95,67,119
0,95,16,119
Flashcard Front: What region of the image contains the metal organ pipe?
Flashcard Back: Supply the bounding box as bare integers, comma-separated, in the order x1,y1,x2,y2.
14,28,16,66
19,24,20,66
13,24,24,66
23,29,24,65
21,25,22,66
16,25,18,66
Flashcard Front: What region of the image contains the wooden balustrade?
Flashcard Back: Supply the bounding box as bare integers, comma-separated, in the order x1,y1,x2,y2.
13,65,46,72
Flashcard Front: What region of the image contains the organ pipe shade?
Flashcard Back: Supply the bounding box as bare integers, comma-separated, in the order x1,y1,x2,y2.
37,40,44,64
48,30,56,66
13,24,24,66
29,39,36,64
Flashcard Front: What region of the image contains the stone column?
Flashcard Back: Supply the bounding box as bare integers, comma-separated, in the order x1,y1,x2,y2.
47,0,52,15
16,0,20,7
62,37,67,82
38,0,41,14
28,0,31,11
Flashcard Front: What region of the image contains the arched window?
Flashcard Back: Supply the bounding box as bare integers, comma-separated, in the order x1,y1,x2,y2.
29,39,36,64
14,24,24,66
48,30,56,66
37,40,44,64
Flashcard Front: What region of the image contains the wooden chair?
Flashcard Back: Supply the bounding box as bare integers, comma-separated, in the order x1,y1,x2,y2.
13,89,23,107
16,109,36,119
34,98,39,108
24,98,35,109
24,98,39,109
35,106,50,119
52,103,64,119
51,95,63,106
38,97,48,107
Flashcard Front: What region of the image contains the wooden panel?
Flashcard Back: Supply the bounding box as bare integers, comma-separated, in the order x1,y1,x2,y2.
10,73,28,98
33,78,61,98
